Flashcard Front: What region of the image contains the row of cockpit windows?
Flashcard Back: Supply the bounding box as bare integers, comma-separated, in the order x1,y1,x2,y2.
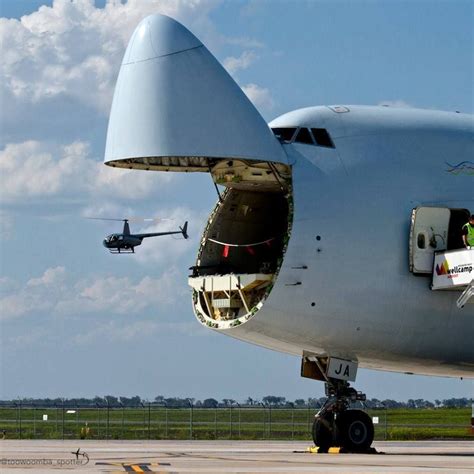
271,127,335,148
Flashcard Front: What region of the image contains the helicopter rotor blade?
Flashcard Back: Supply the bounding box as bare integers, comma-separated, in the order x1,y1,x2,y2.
128,217,172,223
85,217,128,222
86,216,172,223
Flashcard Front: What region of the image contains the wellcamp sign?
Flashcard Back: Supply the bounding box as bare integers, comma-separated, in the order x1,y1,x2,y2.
432,249,474,290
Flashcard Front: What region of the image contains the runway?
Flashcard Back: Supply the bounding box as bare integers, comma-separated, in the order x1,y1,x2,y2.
1,440,473,473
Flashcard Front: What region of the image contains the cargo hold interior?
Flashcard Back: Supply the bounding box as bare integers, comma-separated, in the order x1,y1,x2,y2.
189,159,293,329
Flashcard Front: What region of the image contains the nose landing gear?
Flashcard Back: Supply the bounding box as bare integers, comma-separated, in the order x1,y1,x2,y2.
312,379,374,453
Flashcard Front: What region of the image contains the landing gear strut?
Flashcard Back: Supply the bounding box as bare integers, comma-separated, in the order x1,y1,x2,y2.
312,378,374,453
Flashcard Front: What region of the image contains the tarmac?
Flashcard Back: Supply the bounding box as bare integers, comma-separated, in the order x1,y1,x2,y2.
1,440,473,473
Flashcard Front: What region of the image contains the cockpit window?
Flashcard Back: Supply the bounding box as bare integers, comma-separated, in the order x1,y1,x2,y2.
311,128,335,148
294,128,314,144
271,127,297,142
272,126,336,148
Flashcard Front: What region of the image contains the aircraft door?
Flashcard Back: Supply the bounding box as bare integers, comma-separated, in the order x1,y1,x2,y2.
409,207,450,274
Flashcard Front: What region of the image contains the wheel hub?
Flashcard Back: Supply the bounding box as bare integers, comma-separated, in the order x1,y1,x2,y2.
348,421,367,444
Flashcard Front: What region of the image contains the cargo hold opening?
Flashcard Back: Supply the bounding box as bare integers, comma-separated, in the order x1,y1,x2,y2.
189,159,293,329
193,189,288,275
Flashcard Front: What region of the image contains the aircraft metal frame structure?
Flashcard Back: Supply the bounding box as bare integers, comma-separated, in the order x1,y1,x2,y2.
103,14,473,452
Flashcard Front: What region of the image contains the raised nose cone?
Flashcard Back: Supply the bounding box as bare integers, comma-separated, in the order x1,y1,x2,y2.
104,14,286,171
122,15,202,64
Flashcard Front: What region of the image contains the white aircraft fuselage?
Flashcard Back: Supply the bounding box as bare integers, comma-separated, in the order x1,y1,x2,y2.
104,14,474,382
229,106,474,378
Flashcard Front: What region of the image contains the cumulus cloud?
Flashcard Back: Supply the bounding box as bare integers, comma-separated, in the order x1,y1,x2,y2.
0,140,171,203
27,265,66,287
242,83,275,111
0,265,186,321
133,206,208,265
95,161,173,200
0,0,273,146
1,266,69,319
223,50,258,75
57,271,182,315
222,48,276,114
0,0,221,118
0,141,78,199
1,286,52,321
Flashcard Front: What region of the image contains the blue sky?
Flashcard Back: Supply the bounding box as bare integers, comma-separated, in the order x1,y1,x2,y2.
0,0,472,402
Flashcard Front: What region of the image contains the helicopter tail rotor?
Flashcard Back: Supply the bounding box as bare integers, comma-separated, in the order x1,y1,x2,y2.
180,221,189,239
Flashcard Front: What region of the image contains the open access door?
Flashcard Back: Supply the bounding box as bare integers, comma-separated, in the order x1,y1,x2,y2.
410,207,450,274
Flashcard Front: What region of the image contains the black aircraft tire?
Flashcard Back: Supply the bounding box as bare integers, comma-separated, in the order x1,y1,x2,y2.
312,414,334,452
336,409,374,453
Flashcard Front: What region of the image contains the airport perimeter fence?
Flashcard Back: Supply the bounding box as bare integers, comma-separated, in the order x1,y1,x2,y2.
0,403,472,441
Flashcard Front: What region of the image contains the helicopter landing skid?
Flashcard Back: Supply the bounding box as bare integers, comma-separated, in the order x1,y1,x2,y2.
108,248,135,254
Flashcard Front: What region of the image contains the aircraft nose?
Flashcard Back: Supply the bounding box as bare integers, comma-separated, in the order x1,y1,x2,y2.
122,14,202,65
105,13,286,169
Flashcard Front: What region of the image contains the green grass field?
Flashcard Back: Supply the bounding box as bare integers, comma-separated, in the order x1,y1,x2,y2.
0,407,472,441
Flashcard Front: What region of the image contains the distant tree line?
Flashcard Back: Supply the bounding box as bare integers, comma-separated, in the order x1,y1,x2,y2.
0,395,472,409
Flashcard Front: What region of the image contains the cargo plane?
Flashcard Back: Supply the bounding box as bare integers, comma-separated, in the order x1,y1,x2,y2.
103,15,473,452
